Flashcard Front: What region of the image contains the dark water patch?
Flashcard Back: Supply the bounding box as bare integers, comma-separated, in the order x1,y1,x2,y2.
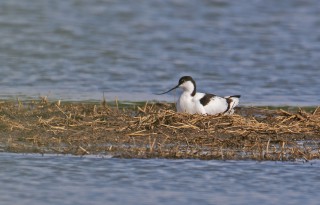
0,153,320,205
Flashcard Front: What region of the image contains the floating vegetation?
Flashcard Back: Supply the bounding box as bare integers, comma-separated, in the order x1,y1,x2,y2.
0,99,319,161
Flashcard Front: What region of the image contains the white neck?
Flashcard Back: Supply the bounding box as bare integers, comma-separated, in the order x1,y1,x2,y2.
179,81,195,95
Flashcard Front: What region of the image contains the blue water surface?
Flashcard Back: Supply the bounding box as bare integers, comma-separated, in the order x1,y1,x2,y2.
0,153,319,205
0,0,319,105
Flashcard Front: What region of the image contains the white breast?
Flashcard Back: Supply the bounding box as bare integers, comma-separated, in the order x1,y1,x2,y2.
177,92,195,113
177,92,207,114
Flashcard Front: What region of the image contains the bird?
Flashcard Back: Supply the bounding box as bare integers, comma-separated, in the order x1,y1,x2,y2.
157,76,240,115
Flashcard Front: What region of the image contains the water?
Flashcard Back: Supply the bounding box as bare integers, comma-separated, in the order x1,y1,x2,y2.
0,153,319,205
0,0,319,105
1,2,319,204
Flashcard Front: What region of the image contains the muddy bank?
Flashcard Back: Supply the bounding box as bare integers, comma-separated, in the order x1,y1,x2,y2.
0,99,319,160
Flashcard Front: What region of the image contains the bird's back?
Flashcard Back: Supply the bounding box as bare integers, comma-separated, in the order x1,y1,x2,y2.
203,95,229,115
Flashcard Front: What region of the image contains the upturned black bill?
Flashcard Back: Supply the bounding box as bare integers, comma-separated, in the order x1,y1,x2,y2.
156,84,179,95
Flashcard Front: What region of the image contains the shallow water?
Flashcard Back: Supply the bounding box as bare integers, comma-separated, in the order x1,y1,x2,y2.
1,2,319,204
0,0,319,105
0,153,319,205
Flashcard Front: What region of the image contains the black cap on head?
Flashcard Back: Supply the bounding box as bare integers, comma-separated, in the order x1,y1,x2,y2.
178,76,196,96
178,76,195,85
156,76,196,95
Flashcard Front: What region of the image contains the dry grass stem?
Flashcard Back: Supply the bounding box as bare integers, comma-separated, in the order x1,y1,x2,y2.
0,100,319,160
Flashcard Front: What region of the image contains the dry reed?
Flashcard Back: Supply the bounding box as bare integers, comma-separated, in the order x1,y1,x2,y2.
0,99,319,160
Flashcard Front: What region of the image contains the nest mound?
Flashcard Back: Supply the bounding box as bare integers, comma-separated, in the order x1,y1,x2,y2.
1,99,319,160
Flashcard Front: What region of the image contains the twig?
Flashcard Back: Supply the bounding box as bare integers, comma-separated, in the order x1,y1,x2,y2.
79,146,90,155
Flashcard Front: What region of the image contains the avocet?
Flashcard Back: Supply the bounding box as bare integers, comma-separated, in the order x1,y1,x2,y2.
158,76,240,115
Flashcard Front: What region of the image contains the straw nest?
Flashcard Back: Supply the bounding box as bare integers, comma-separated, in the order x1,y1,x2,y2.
0,99,319,160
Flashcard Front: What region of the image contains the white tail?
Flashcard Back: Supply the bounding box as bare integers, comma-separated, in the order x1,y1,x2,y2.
224,95,241,115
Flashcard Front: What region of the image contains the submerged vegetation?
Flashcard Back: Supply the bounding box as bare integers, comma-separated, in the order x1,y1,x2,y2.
0,98,319,161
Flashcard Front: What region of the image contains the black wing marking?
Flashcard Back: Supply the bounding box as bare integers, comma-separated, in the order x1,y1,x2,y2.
200,94,216,106
224,97,233,113
224,95,239,113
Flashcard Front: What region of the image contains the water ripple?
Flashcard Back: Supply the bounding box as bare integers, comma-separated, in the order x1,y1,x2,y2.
0,0,319,105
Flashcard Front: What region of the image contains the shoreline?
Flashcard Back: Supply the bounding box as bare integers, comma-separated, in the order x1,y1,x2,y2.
0,99,319,161
1,92,319,108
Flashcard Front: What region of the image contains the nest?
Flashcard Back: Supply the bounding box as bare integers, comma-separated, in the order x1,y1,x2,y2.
0,99,319,160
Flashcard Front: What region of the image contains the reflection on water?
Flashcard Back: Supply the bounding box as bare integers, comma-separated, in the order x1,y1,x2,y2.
0,153,319,205
0,0,319,105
